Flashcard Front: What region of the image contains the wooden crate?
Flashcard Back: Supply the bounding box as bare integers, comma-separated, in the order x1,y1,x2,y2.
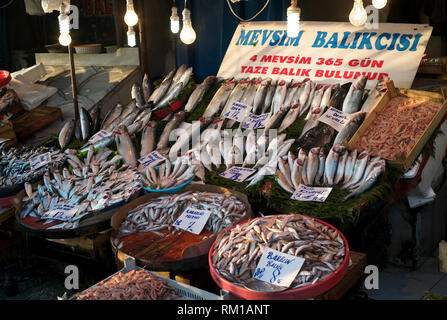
11,106,63,142
347,80,447,172
0,121,18,148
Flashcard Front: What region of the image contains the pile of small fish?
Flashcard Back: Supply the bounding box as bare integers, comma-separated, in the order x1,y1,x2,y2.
142,159,195,190
211,214,346,290
0,146,65,188
352,96,441,160
74,269,181,300
19,147,142,230
115,191,248,241
275,145,386,201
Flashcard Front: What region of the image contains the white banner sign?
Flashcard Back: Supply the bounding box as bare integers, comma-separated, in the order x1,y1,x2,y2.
218,21,432,89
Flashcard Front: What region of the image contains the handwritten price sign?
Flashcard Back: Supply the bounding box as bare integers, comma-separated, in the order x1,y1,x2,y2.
88,130,112,145
41,204,79,221
291,185,333,202
138,151,166,168
253,247,305,288
242,113,270,129
29,152,52,171
223,102,250,122
319,107,352,132
219,166,256,183
173,207,211,235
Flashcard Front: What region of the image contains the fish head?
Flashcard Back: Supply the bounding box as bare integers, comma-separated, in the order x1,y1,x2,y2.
278,80,286,86
310,147,320,155
358,151,369,160
354,75,368,90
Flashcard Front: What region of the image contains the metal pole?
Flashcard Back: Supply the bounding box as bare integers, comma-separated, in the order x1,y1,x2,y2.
137,0,147,75
68,45,79,121
112,0,123,48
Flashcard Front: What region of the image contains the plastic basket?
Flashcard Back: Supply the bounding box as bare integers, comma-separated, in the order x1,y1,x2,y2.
68,258,228,300
208,214,350,300
0,70,11,88
142,165,193,193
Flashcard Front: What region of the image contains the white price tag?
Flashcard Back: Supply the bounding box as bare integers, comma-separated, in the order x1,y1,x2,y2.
319,107,352,131
173,207,211,235
138,151,167,168
253,247,305,288
41,204,79,221
291,185,333,202
29,152,52,171
242,113,270,129
223,102,250,122
219,166,256,183
88,130,112,144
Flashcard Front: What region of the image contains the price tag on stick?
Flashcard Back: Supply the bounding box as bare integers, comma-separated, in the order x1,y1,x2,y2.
242,113,270,129
173,207,211,235
41,204,79,221
291,185,333,202
219,166,256,183
223,102,250,122
319,107,352,132
253,247,305,288
138,151,167,168
29,152,51,171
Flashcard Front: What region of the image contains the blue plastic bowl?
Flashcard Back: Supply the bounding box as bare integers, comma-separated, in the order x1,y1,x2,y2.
142,165,194,193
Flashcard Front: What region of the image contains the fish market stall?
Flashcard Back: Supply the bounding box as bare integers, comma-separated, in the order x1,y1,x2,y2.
111,185,252,273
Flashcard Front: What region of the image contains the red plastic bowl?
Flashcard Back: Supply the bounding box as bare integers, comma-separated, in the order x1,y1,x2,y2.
0,70,11,88
208,214,350,300
0,195,16,208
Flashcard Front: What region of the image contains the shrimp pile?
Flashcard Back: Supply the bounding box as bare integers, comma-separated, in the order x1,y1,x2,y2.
353,97,441,160
74,269,181,300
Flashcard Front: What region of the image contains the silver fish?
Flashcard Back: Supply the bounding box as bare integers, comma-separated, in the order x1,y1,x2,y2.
80,107,93,142
342,151,369,189
261,79,277,114
184,75,217,113
59,120,75,149
252,78,271,114
148,69,175,105
324,145,344,186
202,79,237,118
142,73,153,102
334,149,349,185
156,111,187,150
271,80,288,114
140,121,157,158
343,75,367,114
333,111,366,146
132,83,146,109
342,162,385,201
115,125,138,167
153,81,184,111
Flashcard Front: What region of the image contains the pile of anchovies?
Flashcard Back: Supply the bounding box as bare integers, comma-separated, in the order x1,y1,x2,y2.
0,146,65,187
211,214,346,290
115,191,248,244
19,147,142,230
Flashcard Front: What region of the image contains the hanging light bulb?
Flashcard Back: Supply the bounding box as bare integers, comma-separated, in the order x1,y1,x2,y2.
287,0,301,39
170,6,180,34
372,0,387,9
180,7,196,45
58,34,72,46
349,0,367,27
58,4,71,46
124,0,139,27
127,26,136,47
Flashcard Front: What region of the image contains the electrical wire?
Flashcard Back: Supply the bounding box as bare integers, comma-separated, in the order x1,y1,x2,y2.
0,0,14,9
226,0,271,22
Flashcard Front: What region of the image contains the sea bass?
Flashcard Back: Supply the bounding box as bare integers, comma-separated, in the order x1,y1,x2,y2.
343,75,367,114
